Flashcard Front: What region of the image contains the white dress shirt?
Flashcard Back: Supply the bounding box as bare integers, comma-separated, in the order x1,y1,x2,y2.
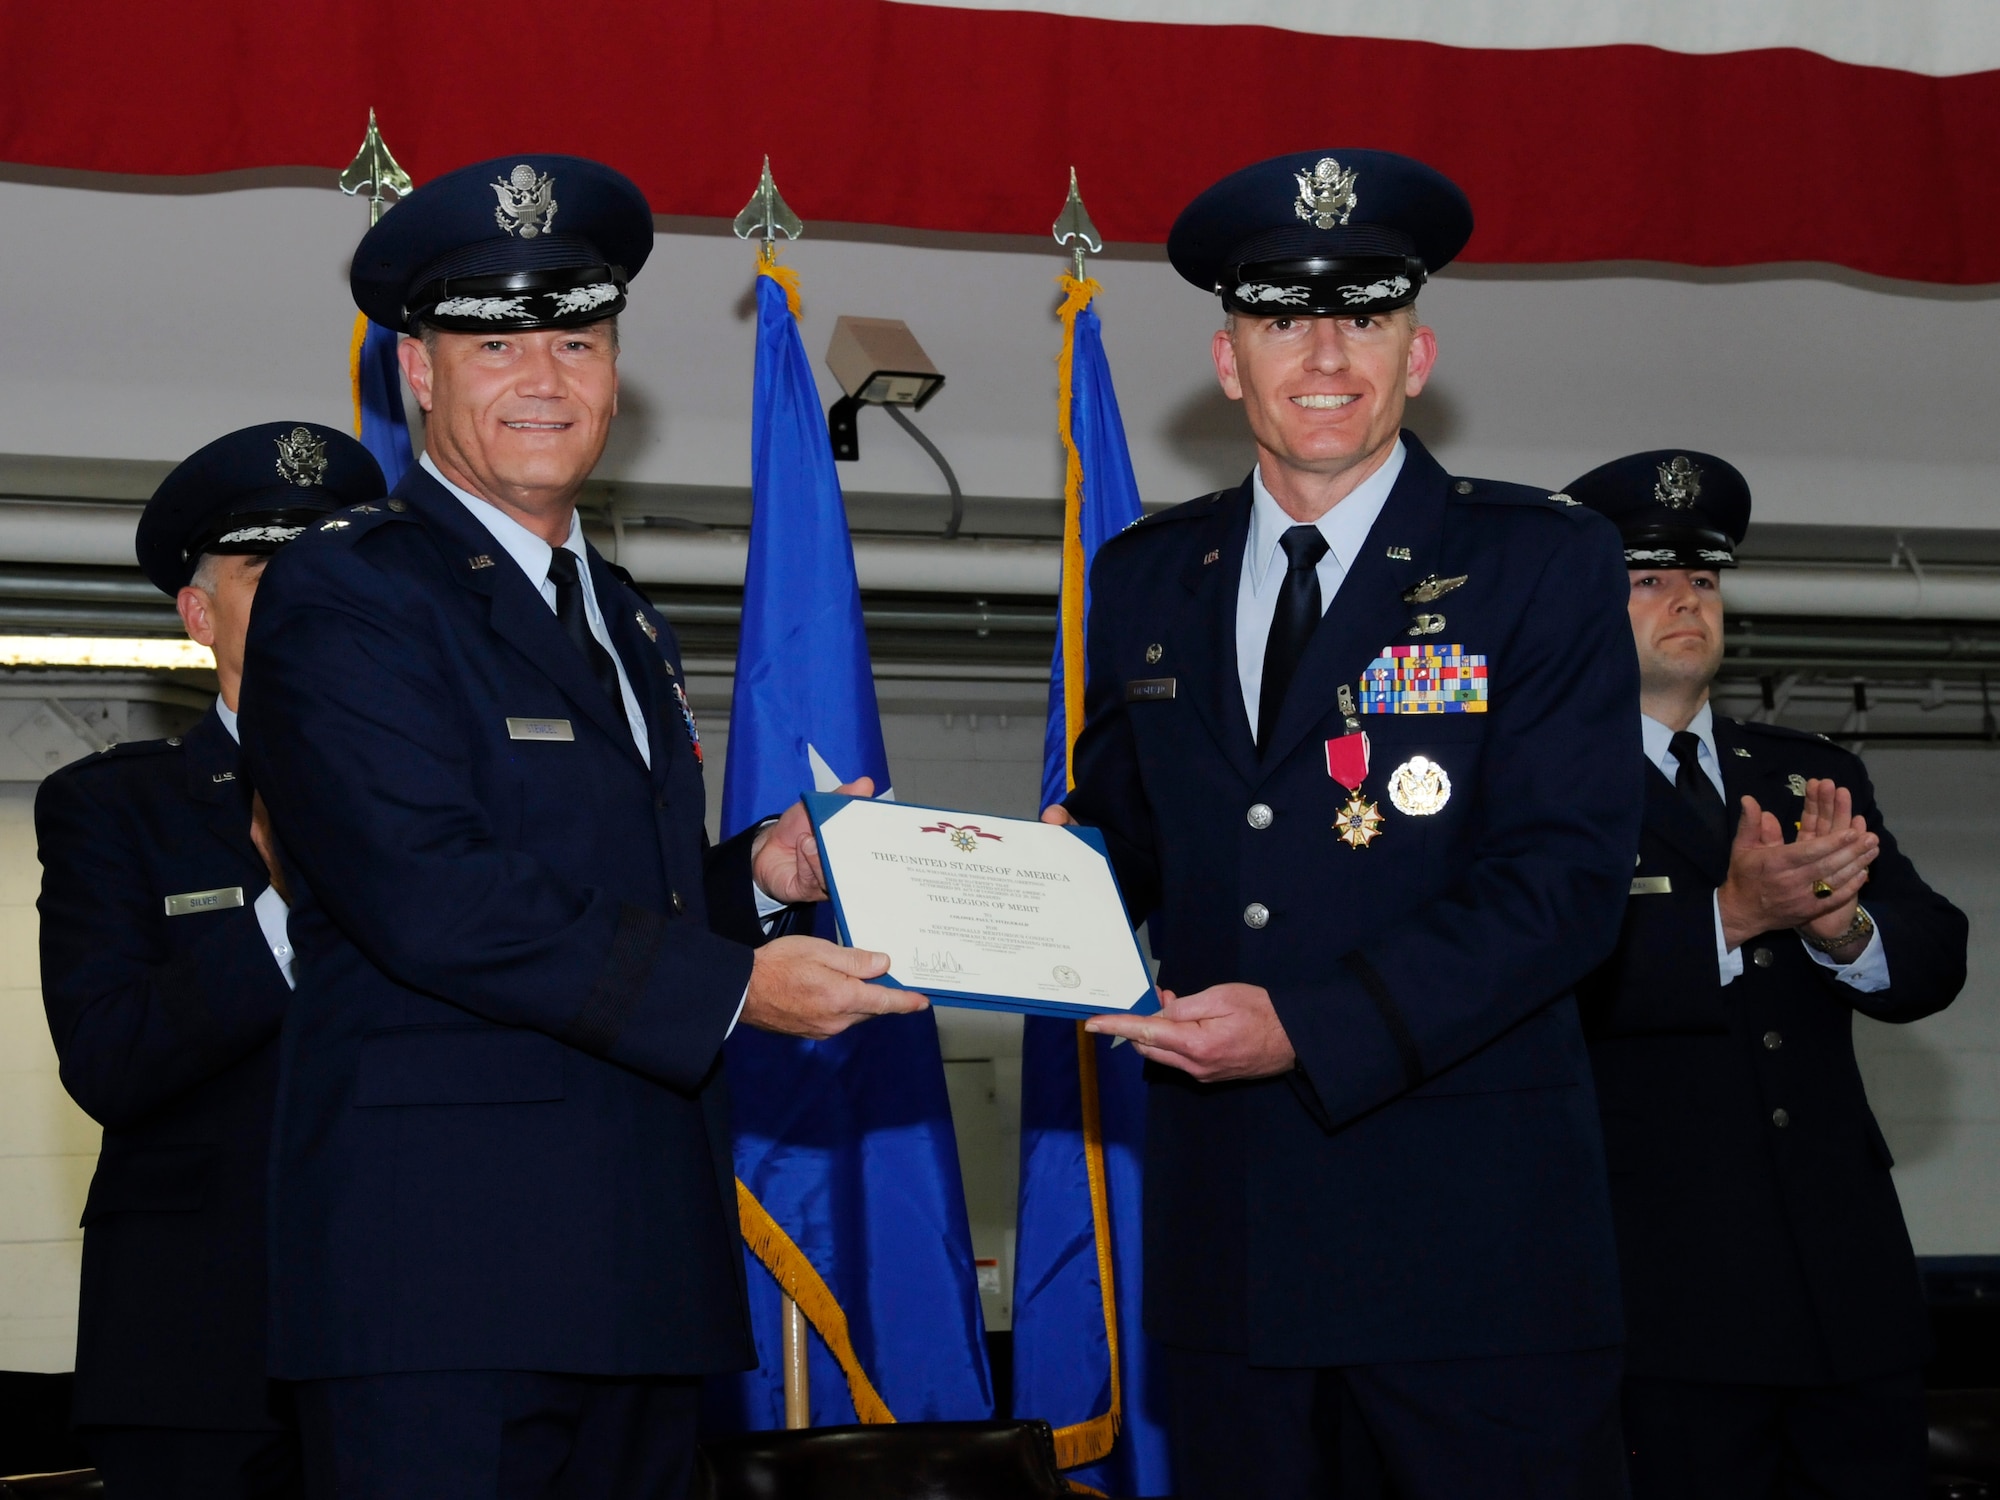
1640,703,1888,991
421,456,773,1027
423,453,651,768
1236,439,1406,731
214,697,295,990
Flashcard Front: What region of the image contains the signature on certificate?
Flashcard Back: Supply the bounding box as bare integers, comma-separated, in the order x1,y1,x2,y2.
911,948,971,980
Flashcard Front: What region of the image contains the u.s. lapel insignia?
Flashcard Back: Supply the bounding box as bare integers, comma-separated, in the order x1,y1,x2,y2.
1402,574,1468,605
1385,545,1412,561
1333,793,1385,848
1407,614,1447,636
1787,773,1808,796
634,609,659,643
1387,756,1451,816
1202,549,1221,566
1733,747,1752,758
1145,643,1164,664
468,554,495,569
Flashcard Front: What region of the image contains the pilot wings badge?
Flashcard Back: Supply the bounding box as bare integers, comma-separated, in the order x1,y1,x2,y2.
1294,157,1359,230
273,426,328,487
493,164,558,238
1654,455,1703,510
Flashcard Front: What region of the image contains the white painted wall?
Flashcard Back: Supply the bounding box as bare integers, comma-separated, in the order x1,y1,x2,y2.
2,170,1997,530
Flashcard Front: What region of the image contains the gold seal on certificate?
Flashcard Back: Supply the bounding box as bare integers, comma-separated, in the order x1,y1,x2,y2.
803,793,1160,1019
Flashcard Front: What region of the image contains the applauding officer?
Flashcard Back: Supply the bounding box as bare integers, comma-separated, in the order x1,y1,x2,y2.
1059,152,1642,1498
1571,452,1966,1500
238,156,917,1496
39,424,383,1498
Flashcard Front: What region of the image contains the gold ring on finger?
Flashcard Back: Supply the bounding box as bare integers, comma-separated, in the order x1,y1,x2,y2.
1812,879,1834,899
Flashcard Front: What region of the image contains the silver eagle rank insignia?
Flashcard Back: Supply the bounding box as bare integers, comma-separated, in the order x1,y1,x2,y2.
493,164,558,239
1294,157,1359,231
273,426,329,488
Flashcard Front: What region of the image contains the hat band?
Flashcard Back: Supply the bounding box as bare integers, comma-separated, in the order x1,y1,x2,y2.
1222,256,1427,316
408,263,629,332
1623,528,1738,570
184,506,333,564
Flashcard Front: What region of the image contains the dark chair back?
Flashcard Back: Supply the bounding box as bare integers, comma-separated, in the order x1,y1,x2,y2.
695,1420,1071,1500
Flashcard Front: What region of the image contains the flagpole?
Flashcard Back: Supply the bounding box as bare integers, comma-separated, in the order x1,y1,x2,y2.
734,155,814,1431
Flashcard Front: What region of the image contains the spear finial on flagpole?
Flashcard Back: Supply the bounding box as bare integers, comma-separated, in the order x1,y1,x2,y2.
734,156,805,266
339,109,413,224
1054,166,1103,281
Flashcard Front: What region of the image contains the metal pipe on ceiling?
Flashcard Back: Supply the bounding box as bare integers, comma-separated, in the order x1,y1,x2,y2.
10,499,2000,622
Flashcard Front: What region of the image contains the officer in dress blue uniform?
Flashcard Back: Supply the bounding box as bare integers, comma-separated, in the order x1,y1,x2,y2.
38,422,385,1498
236,155,919,1498
1568,451,1967,1499
1055,151,1644,1498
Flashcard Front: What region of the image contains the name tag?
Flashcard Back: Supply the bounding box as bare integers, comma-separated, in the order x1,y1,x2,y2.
164,886,244,917
1125,678,1177,702
506,717,575,742
1629,875,1673,896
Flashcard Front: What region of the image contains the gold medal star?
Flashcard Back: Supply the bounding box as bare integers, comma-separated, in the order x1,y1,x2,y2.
1334,793,1385,849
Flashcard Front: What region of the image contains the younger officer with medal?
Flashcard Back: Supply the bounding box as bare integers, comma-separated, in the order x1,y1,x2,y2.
38,423,384,1497
239,155,918,1495
1570,451,1967,1499
1054,151,1643,1497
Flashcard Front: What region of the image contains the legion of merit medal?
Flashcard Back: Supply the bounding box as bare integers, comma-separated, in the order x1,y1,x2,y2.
1326,730,1384,848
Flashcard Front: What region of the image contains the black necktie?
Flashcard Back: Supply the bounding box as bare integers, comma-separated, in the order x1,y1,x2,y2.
545,548,624,708
1669,730,1729,848
1258,524,1330,751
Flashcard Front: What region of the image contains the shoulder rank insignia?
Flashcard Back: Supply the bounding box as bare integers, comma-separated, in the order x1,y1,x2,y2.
1547,492,1579,506
348,503,380,514
318,517,350,532
1402,574,1467,605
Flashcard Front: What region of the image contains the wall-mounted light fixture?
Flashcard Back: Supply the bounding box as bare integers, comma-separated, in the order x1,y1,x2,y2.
824,316,963,538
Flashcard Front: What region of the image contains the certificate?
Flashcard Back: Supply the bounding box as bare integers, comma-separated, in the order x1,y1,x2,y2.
803,793,1160,1019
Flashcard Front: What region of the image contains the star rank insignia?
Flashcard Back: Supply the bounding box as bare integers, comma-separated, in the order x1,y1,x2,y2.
1333,793,1385,848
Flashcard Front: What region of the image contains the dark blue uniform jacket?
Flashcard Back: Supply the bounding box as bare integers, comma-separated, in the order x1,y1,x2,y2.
1579,716,1966,1383
37,707,291,1428
1066,434,1644,1366
239,465,766,1381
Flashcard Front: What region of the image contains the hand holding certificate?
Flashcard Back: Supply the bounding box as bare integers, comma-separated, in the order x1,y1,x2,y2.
803,793,1160,1019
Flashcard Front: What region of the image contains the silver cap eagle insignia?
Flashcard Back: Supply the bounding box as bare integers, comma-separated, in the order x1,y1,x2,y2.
1654,455,1703,510
273,426,328,488
493,164,558,239
1294,157,1359,231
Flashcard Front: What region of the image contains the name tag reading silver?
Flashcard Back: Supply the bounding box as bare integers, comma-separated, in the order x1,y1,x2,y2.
1125,678,1177,702
1630,875,1673,896
165,886,244,917
506,718,575,742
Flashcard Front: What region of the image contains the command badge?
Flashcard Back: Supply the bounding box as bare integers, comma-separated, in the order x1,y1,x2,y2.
1387,755,1451,816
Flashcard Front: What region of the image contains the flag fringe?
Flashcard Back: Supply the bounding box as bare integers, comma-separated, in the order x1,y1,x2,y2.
735,1177,897,1425
1047,1019,1123,1469
758,260,804,318
1054,274,1099,794
348,310,370,439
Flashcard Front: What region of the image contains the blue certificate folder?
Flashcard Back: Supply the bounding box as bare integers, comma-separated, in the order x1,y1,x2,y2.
802,792,1161,1020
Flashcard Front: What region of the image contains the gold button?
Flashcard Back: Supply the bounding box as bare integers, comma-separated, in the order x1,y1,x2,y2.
1764,1031,1783,1050
1772,1107,1791,1128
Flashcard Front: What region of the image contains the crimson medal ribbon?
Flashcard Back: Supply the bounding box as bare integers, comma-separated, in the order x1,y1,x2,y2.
1324,731,1370,790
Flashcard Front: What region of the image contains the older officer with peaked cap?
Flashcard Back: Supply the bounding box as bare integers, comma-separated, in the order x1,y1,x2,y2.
38,423,383,1498
237,155,918,1498
1569,452,1966,1499
1051,150,1644,1498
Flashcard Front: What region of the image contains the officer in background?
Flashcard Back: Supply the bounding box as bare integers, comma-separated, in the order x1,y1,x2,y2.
38,423,385,1498
1570,450,1967,1499
1056,151,1642,1497
238,155,917,1496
